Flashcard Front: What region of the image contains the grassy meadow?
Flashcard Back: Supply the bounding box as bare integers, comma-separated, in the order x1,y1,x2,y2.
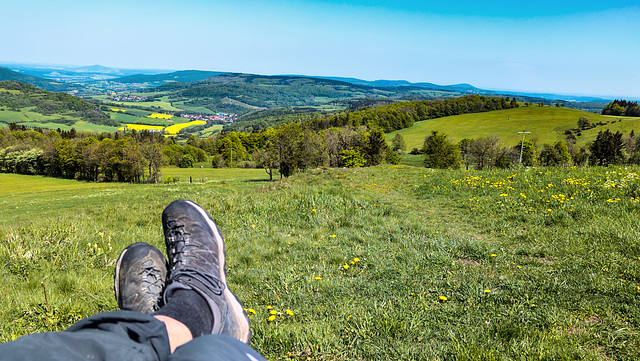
2,163,640,360
387,106,640,150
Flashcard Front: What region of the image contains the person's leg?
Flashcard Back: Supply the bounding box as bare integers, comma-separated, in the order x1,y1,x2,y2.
169,335,267,361
0,311,171,361
0,242,174,361
115,242,168,313
153,200,251,344
114,241,193,352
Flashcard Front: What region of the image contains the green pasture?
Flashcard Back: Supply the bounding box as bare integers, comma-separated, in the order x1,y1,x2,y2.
107,111,142,123
91,94,182,112
387,106,638,149
196,124,224,137
2,164,640,359
0,109,120,133
0,88,21,94
0,108,76,124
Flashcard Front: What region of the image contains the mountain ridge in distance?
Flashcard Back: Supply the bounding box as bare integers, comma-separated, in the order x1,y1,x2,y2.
0,62,619,103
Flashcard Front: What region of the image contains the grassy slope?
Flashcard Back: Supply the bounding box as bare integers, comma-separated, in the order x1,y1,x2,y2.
0,108,119,132
1,165,640,359
387,106,640,149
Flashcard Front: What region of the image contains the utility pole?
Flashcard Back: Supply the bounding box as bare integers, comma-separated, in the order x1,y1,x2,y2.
518,131,530,167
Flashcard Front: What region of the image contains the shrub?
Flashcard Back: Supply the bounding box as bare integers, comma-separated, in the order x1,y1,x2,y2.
178,154,195,168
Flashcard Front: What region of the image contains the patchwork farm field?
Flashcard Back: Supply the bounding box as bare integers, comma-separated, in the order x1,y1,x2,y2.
2,165,640,359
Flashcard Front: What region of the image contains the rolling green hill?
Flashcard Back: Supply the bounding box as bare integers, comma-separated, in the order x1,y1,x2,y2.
0,81,117,129
156,73,462,115
387,105,640,149
113,70,227,84
0,67,78,92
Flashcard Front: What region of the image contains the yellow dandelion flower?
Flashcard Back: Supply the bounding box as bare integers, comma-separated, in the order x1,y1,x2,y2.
248,308,256,314
286,309,294,316
484,289,491,293
439,296,448,301
331,234,336,238
353,257,360,262
343,264,350,270
268,315,276,321
267,305,273,310
314,276,322,280
270,310,277,315
312,209,316,212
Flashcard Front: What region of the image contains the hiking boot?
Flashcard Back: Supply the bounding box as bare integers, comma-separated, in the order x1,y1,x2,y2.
162,200,251,343
114,242,168,313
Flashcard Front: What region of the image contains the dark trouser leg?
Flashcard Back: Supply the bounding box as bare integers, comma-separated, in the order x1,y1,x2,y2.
169,334,266,361
0,311,171,361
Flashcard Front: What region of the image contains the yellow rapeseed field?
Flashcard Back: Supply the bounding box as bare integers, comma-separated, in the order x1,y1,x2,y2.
146,113,173,119
118,124,165,132
164,120,206,134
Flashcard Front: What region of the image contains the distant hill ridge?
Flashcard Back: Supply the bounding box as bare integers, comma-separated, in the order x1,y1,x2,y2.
0,67,78,92
114,70,227,84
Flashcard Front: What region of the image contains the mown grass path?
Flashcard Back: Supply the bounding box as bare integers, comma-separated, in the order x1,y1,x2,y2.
1,165,639,360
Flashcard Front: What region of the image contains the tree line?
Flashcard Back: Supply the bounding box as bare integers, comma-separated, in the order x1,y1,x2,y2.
416,127,635,170
187,123,398,180
0,120,399,182
0,125,205,183
602,100,640,117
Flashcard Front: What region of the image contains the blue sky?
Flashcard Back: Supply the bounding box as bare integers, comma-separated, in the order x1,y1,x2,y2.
2,0,639,98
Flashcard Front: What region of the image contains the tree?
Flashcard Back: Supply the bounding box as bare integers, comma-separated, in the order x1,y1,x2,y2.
422,131,461,169
590,130,625,166
339,147,366,168
577,117,593,130
539,141,571,167
391,133,406,153
364,128,387,166
470,135,501,170
178,154,195,168
458,138,473,170
514,140,538,167
571,145,590,166
252,147,278,181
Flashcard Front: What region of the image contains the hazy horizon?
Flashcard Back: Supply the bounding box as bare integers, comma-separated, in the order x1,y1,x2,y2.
2,1,639,99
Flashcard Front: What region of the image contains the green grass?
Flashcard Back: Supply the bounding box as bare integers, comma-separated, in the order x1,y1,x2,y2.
91,94,182,112
0,109,76,124
196,124,223,137
0,109,120,132
2,165,640,359
387,106,640,150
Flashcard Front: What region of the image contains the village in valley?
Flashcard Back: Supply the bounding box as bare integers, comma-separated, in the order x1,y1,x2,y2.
179,112,236,123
